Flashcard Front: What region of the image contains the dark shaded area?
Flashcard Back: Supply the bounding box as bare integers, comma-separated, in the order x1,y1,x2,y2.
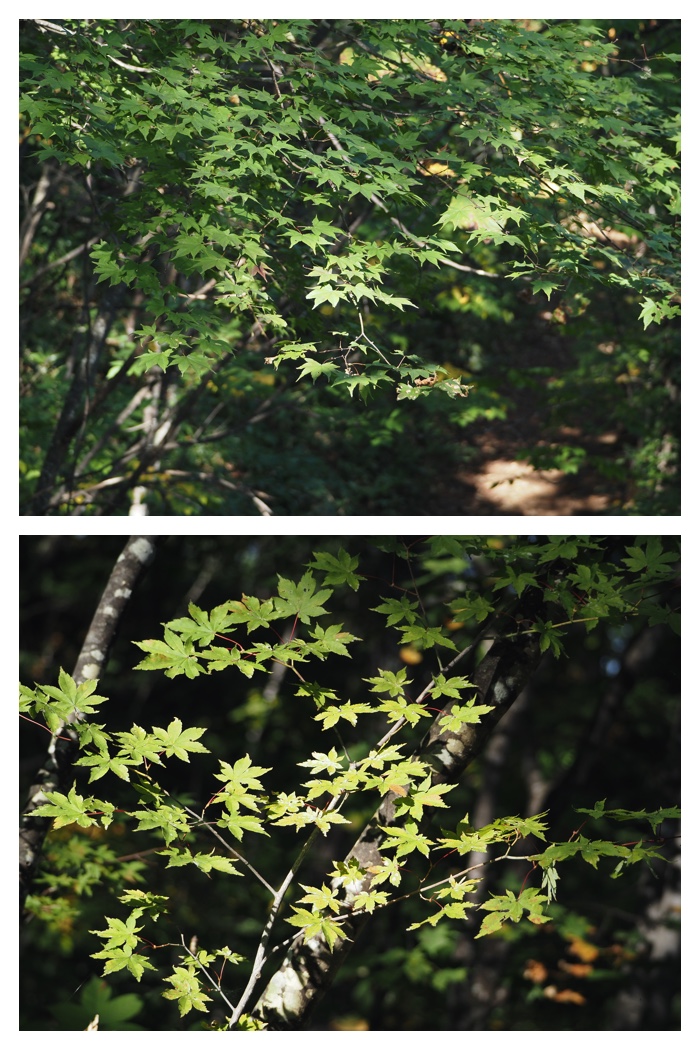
19,537,680,1030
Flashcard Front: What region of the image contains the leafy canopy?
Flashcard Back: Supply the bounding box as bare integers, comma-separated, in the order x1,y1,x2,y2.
23,19,679,383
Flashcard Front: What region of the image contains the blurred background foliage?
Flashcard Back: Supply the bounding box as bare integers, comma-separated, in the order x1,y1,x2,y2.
20,536,680,1030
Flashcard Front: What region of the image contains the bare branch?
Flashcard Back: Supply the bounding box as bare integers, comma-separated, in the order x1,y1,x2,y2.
20,236,100,289
107,53,155,74
33,19,75,36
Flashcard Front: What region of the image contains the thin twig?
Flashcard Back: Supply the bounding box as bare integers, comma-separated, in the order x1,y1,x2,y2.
180,806,276,897
228,827,322,1027
180,934,238,1016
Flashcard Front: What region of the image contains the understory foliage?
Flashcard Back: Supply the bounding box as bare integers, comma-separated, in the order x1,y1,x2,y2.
20,19,679,514
20,536,680,1030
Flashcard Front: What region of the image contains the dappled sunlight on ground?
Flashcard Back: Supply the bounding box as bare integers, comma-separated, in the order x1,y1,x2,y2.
457,457,611,515
428,411,623,515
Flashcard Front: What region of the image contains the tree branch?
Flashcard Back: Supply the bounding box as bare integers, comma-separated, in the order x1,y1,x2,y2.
250,585,546,1029
19,164,55,269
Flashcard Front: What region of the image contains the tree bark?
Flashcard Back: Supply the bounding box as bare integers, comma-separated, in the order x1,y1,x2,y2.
23,285,125,515
19,536,157,917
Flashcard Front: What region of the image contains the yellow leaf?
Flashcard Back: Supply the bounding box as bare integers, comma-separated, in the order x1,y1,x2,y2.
399,646,423,665
523,959,548,984
566,934,599,963
418,159,456,178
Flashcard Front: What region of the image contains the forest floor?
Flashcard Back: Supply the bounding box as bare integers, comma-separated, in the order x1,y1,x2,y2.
427,329,628,516
431,427,620,515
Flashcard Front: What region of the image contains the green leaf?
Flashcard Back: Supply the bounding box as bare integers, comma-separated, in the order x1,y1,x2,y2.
217,810,269,841
113,725,166,765
430,674,475,700
75,751,137,783
364,666,413,698
33,786,114,830
448,594,494,624
91,947,156,982
295,682,342,710
352,889,389,914
314,810,352,835
298,747,345,776
275,571,333,624
492,566,540,597
574,801,680,835
622,537,678,576
305,285,344,309
532,620,566,657
397,624,458,651
152,717,209,761
119,890,169,921
158,847,243,876
371,596,420,627
437,700,495,733
531,277,560,299
307,623,360,658
374,694,432,727
476,887,552,938
307,549,364,591
314,700,373,730
378,820,434,859
541,863,559,903
296,357,342,382
131,803,191,845
297,883,341,914
438,193,504,234
286,907,348,949
163,966,213,1015
27,670,109,730
90,912,143,953
133,631,203,679
165,602,236,644
368,856,403,889
393,776,457,821
638,296,680,329
49,974,143,1030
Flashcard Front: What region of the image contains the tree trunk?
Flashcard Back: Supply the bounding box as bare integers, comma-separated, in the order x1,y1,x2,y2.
19,536,157,916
